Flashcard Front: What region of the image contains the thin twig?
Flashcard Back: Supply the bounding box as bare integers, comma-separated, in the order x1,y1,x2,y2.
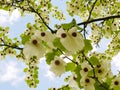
0,44,23,50
28,6,55,33
63,56,78,65
82,0,97,39
87,0,98,21
0,1,55,33
77,15,120,26
57,48,78,65
81,51,108,90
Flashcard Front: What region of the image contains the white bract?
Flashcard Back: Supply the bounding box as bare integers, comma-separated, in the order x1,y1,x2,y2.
111,75,120,89
68,73,80,90
34,30,56,49
49,56,66,76
80,61,92,77
56,27,84,54
95,60,110,79
80,76,95,90
23,35,45,60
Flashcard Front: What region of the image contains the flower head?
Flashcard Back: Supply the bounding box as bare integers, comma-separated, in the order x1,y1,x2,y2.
49,57,66,76
56,27,84,54
23,35,45,60
80,61,92,77
80,76,95,90
34,30,56,49
95,60,110,79
68,73,80,90
111,75,120,89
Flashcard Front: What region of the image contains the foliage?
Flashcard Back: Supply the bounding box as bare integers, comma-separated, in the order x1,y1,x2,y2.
0,0,120,90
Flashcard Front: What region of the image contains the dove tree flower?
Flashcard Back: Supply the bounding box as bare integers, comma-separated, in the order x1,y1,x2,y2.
80,61,92,77
80,76,95,90
23,35,45,60
0,0,120,90
34,30,56,49
111,75,120,89
56,27,84,54
68,73,80,90
49,56,66,76
95,60,111,79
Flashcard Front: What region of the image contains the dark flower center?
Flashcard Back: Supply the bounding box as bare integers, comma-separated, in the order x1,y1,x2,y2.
53,88,56,90
98,69,102,73
72,32,77,37
97,65,101,68
61,33,67,38
41,32,46,37
55,60,60,65
73,76,77,80
114,81,119,85
85,78,90,83
84,67,88,72
31,83,34,86
32,39,38,45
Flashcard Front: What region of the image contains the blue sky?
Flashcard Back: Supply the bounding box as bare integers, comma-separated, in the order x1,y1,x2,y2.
0,0,120,90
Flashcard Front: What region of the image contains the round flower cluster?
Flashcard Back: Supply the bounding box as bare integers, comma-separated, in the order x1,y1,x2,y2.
24,56,39,88
105,36,120,57
66,0,89,21
89,23,102,44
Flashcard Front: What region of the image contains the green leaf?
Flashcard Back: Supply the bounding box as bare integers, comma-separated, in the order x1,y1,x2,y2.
26,23,31,28
53,38,66,51
106,77,113,86
24,68,28,72
35,80,39,84
65,62,76,71
74,65,82,88
89,56,99,65
20,34,30,44
0,26,3,31
33,74,38,78
87,70,94,77
61,18,76,30
114,86,120,90
45,49,62,64
84,39,93,53
45,52,55,64
94,81,109,90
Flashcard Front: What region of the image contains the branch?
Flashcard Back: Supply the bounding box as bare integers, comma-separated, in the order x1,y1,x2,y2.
87,0,98,21
0,1,55,33
82,0,97,39
57,48,78,65
0,44,23,50
28,6,55,33
77,15,120,26
81,51,108,90
63,56,78,65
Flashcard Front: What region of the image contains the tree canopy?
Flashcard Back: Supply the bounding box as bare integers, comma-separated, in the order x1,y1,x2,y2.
0,0,120,90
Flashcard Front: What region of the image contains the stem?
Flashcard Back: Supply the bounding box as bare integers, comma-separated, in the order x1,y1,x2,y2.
63,56,78,65
28,6,55,33
77,15,120,26
81,51,108,90
0,44,23,50
87,0,98,21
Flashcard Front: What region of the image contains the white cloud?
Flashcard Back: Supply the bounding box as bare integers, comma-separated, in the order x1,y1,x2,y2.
0,61,24,86
9,9,21,24
111,52,120,74
39,58,55,80
0,9,20,25
45,70,55,80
